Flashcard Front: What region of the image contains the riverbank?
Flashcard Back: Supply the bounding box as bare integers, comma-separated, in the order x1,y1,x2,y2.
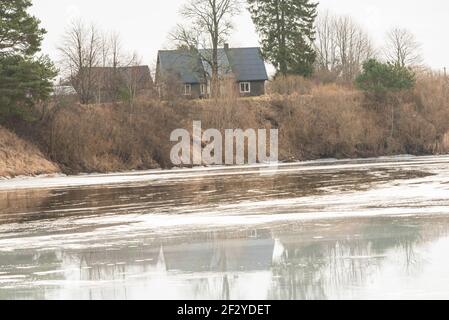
0,126,59,178
2,74,448,178
0,155,443,191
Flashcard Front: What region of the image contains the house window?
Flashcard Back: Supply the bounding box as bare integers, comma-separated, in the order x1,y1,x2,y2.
240,82,251,93
200,84,207,95
184,84,192,95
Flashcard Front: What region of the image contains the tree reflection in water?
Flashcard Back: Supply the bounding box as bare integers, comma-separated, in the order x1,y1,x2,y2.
1,157,449,299
1,216,449,299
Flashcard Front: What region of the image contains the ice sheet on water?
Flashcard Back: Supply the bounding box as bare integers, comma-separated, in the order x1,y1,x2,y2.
2,155,449,300
0,156,449,253
0,155,447,191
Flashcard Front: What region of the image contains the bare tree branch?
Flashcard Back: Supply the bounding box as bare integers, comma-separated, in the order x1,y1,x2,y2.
384,28,423,67
314,12,375,83
169,0,240,97
58,20,102,104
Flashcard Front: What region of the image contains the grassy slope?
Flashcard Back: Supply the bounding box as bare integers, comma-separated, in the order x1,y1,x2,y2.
0,126,60,178
2,72,448,178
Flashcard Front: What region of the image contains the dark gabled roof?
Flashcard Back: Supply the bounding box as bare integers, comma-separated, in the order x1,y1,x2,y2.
116,65,153,82
226,47,269,82
199,48,232,77
157,47,268,84
157,50,206,84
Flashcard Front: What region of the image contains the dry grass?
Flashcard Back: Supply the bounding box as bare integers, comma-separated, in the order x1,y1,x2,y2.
271,85,387,160
5,72,449,177
412,72,449,153
38,99,184,173
267,75,315,96
0,126,59,178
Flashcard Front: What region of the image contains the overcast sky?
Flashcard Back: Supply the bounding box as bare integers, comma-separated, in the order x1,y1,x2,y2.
30,0,448,72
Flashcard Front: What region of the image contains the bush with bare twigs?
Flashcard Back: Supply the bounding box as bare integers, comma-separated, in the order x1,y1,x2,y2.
37,100,183,173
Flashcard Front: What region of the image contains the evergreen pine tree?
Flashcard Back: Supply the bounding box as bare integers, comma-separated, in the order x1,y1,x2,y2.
248,0,318,77
0,0,56,120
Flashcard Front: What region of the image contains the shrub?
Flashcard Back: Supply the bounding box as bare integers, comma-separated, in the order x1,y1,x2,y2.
355,59,415,99
267,75,314,96
39,100,183,173
273,86,386,160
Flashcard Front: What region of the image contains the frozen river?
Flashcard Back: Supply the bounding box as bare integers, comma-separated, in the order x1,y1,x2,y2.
1,156,449,300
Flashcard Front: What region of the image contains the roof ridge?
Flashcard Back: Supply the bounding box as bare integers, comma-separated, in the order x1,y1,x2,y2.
158,49,197,52
227,46,261,49
160,47,261,52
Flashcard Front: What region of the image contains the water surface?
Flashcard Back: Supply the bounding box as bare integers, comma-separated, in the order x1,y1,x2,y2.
1,156,449,300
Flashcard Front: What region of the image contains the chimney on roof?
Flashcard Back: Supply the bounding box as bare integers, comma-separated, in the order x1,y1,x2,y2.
224,43,229,51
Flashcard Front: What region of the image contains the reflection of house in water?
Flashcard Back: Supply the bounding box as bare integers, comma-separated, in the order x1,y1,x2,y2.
160,231,277,300
50,231,277,299
3,219,444,300
65,227,433,300
59,229,277,278
162,237,275,273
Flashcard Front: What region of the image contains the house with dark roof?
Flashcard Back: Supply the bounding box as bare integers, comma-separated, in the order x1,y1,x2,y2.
89,65,154,103
156,45,269,99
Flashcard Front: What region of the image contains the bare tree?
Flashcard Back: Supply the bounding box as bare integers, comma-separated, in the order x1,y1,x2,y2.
170,24,201,51
109,31,123,68
95,33,111,103
170,0,240,97
58,20,101,104
384,28,422,67
103,32,126,102
314,11,338,72
121,53,143,110
314,11,339,82
314,13,374,83
334,16,375,82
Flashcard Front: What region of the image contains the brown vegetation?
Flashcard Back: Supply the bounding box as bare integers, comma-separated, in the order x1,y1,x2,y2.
37,99,186,173
269,74,449,159
2,73,449,178
0,126,59,178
